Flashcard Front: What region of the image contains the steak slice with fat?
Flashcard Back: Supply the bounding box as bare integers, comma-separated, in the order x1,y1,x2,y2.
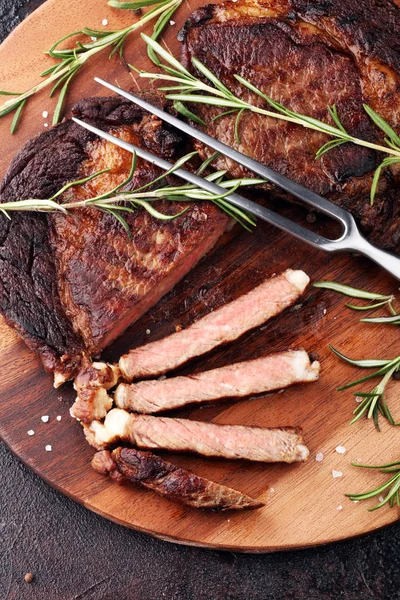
85,408,309,463
0,94,228,384
119,268,309,382
92,448,263,510
115,349,320,414
179,0,400,253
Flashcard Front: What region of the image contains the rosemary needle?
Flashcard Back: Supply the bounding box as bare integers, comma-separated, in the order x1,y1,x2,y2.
140,36,400,206
0,0,182,133
0,152,264,233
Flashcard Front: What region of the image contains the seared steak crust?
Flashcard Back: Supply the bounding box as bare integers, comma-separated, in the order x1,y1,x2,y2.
92,448,263,510
179,0,400,252
0,94,228,380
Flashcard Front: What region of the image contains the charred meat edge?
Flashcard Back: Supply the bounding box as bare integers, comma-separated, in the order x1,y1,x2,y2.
92,447,264,510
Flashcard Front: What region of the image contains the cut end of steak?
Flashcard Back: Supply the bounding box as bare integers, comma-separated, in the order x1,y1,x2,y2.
92,448,264,510
119,268,310,382
180,0,400,253
0,93,229,383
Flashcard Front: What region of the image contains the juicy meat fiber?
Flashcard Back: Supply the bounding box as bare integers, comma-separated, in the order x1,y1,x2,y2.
92,448,263,510
180,0,400,253
119,268,310,382
85,408,309,463
0,94,228,383
115,349,320,414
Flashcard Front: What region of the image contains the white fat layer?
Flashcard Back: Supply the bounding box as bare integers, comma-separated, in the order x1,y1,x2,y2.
114,385,127,409
296,444,310,461
291,350,320,381
104,408,132,440
284,269,310,293
53,371,68,388
93,388,113,420
89,420,116,446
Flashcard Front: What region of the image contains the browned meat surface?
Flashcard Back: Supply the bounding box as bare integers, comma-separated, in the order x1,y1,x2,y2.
85,408,309,463
92,448,263,510
70,361,119,423
119,268,309,382
0,94,228,383
179,0,400,253
115,349,320,414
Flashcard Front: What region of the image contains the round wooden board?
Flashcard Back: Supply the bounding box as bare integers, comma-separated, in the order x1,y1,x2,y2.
0,0,399,553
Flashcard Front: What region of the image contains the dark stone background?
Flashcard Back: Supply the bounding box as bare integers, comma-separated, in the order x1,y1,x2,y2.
0,1,399,598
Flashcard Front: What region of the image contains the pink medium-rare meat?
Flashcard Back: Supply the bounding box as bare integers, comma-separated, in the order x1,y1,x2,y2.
115,349,320,414
92,448,263,510
84,408,309,463
119,269,310,382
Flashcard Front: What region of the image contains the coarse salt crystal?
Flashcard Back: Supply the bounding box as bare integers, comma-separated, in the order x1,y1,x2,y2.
56,416,62,422
270,488,275,493
323,308,327,315
102,18,108,26
336,505,343,511
315,452,324,462
45,445,52,452
44,123,48,128
27,430,35,436
355,396,363,403
41,415,49,423
379,495,385,503
42,111,48,118
91,36,97,41
335,445,346,454
356,458,362,463
170,20,175,25
353,500,359,504
332,469,343,478
146,329,151,335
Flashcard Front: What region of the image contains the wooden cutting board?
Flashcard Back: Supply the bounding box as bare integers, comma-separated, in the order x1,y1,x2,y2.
0,0,399,553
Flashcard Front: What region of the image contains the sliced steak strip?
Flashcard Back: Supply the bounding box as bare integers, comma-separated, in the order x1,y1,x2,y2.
119,269,309,382
115,349,320,414
84,408,309,463
92,448,263,510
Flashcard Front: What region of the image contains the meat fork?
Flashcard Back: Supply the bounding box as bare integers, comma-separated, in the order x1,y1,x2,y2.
72,77,400,280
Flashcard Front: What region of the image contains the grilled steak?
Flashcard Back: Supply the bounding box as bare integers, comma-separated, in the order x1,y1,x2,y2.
85,408,309,462
115,349,320,414
119,268,309,382
179,0,400,253
92,448,263,510
0,94,228,383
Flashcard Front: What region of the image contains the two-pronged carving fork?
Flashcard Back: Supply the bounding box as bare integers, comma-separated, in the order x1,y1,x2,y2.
72,77,400,280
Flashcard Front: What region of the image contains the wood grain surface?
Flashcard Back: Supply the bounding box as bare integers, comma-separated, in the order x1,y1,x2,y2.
0,0,399,552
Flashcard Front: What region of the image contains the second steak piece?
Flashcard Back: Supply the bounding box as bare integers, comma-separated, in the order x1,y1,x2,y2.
119,269,310,382
84,408,309,463
115,349,320,414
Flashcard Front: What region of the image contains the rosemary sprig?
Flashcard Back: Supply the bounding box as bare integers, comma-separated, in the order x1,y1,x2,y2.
140,36,400,206
314,281,399,429
0,0,181,133
0,152,263,233
346,460,400,511
330,347,400,430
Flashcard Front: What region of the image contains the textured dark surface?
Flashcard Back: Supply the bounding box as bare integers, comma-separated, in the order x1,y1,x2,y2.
0,2,400,599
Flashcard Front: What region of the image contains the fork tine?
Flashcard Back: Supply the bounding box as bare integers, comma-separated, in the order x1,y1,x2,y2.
72,117,331,248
